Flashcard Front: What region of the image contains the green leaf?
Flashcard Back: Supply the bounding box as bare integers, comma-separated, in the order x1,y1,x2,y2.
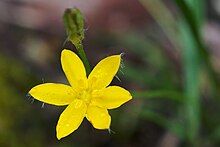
184,0,205,27
179,20,200,143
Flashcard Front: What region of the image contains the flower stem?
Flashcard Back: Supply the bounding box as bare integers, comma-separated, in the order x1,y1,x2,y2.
75,43,91,75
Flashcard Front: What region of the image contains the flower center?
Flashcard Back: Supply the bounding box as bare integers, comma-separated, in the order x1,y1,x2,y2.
77,89,92,104
74,80,93,105
74,79,102,105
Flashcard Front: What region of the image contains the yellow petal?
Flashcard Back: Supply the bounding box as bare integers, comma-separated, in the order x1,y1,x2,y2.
92,86,132,109
29,83,75,106
86,105,111,129
61,49,87,88
88,55,121,90
56,99,87,140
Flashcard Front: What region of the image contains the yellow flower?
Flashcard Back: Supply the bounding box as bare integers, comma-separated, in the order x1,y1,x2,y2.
29,49,132,140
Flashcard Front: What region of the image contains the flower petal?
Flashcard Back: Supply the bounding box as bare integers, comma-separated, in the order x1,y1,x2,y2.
56,99,87,140
86,105,111,129
61,49,87,88
29,83,75,106
92,86,132,109
88,55,121,90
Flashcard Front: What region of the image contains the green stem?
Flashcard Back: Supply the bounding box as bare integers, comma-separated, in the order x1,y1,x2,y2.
132,90,184,103
75,43,91,75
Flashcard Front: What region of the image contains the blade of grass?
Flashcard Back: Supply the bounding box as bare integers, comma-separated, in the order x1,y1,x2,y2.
184,0,205,27
174,0,217,145
179,21,200,144
122,62,178,89
133,90,184,103
138,0,180,51
174,0,218,90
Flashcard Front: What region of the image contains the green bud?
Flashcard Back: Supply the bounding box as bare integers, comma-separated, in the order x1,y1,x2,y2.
63,8,85,46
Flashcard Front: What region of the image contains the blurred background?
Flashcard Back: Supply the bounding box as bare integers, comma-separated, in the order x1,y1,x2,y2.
1,0,220,146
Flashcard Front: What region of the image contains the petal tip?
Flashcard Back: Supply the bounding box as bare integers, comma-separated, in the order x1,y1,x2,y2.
61,49,70,56
110,55,121,66
61,49,77,57
28,87,37,97
56,126,65,140
109,54,121,59
56,133,63,140
62,49,70,52
115,54,122,59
